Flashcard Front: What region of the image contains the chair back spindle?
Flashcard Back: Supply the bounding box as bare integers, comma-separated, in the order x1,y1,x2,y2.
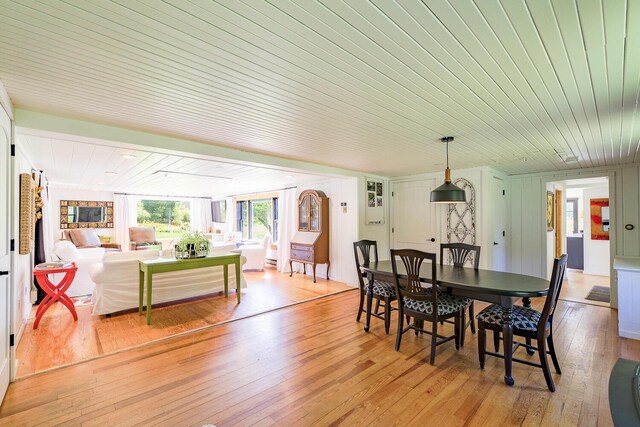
353,240,378,288
391,249,437,311
440,243,481,269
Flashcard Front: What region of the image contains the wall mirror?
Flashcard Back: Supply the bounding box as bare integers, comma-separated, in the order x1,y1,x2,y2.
60,200,114,229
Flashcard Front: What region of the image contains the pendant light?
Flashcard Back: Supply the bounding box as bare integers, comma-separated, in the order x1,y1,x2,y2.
430,136,467,203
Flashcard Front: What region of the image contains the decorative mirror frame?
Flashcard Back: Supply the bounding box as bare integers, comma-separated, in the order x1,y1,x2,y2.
60,200,114,229
446,178,477,266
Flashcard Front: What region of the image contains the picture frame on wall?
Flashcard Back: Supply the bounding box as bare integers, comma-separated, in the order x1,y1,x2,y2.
546,191,554,231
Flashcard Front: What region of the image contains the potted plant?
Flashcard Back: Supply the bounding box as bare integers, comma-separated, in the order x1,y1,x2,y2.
174,230,210,259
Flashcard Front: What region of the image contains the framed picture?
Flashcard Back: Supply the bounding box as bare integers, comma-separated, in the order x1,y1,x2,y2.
546,191,554,231
590,198,610,240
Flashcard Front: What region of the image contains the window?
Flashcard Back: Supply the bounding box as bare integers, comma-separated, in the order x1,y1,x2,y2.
236,197,278,241
137,199,191,239
566,198,578,235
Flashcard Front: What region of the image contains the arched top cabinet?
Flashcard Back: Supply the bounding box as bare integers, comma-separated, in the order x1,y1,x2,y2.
297,189,327,232
290,189,330,282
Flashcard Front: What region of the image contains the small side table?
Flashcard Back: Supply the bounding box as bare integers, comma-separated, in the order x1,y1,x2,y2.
33,263,78,329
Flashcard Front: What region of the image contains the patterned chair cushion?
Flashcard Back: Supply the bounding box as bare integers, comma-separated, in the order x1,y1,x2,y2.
364,280,396,298
476,304,541,331
403,294,471,316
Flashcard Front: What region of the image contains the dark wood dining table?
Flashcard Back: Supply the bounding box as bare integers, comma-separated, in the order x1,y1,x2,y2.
360,261,550,387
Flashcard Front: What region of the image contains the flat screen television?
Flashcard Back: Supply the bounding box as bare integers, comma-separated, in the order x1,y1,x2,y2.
211,200,226,223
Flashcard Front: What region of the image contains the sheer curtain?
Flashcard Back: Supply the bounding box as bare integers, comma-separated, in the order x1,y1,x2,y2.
277,188,298,273
190,198,212,233
224,196,234,233
114,194,138,251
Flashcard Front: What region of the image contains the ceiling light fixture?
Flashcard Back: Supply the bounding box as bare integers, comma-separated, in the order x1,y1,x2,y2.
430,136,467,204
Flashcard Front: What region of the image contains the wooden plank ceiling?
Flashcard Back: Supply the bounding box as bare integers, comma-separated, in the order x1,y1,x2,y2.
1,0,638,176
18,133,327,198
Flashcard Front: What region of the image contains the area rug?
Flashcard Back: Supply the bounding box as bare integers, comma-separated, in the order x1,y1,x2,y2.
585,285,610,303
70,294,94,307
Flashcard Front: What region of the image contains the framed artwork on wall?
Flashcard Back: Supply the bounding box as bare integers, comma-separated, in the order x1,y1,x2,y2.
365,178,384,225
590,198,610,240
546,191,554,231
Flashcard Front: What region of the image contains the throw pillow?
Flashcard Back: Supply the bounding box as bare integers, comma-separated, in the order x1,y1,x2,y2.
69,229,101,248
54,240,81,260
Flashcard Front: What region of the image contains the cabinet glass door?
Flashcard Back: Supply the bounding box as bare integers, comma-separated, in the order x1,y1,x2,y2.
299,196,309,231
310,195,320,231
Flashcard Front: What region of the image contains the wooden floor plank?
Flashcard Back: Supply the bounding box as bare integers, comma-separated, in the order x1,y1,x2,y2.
1,291,637,426
16,268,352,377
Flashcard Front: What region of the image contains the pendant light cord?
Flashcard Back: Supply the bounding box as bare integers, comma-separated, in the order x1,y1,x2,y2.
446,139,449,169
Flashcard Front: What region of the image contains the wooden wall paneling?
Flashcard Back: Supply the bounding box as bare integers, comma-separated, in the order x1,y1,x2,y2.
509,177,523,274
532,177,545,277
621,167,640,256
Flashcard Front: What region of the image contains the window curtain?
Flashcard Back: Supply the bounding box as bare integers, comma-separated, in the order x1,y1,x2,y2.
225,196,234,233
114,194,137,251
190,198,212,233
277,188,298,273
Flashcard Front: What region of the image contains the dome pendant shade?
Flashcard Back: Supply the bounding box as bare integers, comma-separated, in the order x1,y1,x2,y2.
430,177,467,203
430,137,467,204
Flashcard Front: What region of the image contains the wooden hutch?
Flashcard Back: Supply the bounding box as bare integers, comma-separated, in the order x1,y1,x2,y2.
289,190,330,282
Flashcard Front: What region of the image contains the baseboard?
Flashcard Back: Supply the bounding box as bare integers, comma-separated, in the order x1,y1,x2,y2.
619,328,640,340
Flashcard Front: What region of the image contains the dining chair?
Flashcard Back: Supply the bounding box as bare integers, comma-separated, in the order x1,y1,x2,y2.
353,240,397,334
391,249,471,365
440,243,481,344
476,254,568,391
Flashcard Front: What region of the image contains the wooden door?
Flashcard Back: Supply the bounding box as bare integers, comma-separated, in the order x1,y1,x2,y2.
0,105,11,402
492,177,507,271
555,189,563,257
391,179,438,253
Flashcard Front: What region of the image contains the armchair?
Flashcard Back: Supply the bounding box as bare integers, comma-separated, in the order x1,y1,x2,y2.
240,234,271,271
129,226,162,251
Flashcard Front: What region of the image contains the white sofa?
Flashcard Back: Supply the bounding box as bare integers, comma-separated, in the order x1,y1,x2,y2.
52,240,105,297
89,249,247,315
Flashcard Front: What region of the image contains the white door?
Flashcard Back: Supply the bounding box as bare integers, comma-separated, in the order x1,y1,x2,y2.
0,106,11,402
391,179,438,253
492,177,507,271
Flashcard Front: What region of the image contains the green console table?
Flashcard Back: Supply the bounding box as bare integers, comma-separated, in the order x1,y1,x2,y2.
138,253,242,325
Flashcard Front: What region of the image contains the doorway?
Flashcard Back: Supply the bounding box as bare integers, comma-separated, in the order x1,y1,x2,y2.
548,177,611,307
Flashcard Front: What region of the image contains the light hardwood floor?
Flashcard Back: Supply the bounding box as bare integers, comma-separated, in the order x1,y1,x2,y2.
16,268,351,377
560,269,610,307
2,290,637,426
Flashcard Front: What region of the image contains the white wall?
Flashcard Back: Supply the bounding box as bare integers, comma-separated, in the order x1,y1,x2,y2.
583,186,610,276
296,177,359,286
358,176,390,260
49,186,115,245
387,166,500,270
507,166,640,308
11,144,35,353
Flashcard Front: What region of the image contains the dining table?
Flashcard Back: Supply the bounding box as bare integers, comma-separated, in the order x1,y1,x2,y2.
360,260,550,387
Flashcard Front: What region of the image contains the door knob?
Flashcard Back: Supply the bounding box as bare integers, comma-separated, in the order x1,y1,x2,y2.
0,271,8,276
493,242,499,246
430,238,436,242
